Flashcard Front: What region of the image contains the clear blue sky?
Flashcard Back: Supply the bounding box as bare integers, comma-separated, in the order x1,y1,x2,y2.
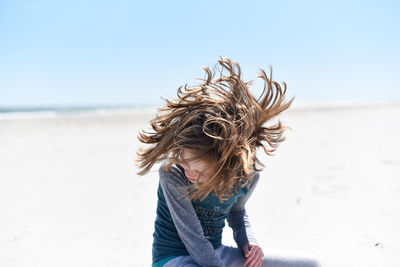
1,0,399,107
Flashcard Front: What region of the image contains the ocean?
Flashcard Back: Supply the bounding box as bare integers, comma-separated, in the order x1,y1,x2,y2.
1,100,399,121
0,105,158,120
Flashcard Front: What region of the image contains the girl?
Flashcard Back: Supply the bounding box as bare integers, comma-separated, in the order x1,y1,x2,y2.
136,58,321,267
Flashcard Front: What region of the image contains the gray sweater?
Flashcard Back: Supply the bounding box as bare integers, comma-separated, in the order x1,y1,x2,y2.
152,163,259,267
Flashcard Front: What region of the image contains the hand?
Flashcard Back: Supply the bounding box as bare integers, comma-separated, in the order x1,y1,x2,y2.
243,242,264,267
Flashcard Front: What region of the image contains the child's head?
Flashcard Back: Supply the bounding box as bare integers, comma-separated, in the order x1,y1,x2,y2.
137,58,294,201
178,148,218,184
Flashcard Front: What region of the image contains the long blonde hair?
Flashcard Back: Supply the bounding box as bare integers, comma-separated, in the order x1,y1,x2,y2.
136,58,294,201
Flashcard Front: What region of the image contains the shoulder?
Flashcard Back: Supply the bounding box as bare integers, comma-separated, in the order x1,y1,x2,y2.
158,162,193,205
240,172,260,197
159,161,190,187
233,172,260,197
245,172,260,190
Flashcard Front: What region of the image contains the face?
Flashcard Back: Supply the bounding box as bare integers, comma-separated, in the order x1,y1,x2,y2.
179,148,217,184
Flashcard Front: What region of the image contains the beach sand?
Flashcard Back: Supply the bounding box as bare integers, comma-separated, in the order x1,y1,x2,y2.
1,103,399,267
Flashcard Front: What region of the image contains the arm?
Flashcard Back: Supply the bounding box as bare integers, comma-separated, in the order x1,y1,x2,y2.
227,172,260,249
159,165,224,267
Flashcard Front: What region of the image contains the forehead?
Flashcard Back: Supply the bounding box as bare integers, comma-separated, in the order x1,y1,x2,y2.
181,149,213,171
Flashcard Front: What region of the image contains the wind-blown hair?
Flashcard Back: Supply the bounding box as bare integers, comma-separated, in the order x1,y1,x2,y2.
136,58,294,201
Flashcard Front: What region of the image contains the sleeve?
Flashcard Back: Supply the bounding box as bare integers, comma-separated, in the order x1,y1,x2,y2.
159,165,225,267
227,172,260,250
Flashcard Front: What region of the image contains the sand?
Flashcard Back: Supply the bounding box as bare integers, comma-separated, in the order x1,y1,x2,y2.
0,103,399,267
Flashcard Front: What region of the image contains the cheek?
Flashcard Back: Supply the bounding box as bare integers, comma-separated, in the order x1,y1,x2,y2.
198,175,210,183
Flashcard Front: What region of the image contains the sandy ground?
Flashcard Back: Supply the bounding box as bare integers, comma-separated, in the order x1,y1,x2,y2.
0,103,399,267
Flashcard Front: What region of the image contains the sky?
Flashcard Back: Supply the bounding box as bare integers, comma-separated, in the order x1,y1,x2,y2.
0,0,399,108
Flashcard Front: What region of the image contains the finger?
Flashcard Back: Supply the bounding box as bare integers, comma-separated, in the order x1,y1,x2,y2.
247,252,262,267
247,245,257,257
244,254,254,266
244,244,254,258
255,255,263,267
248,248,263,267
244,247,259,266
244,249,256,266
